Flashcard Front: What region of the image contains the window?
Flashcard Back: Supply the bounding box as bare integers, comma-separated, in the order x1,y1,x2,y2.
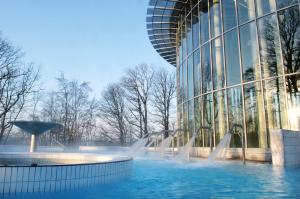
227,86,243,147
194,97,203,147
194,49,201,97
240,22,260,82
255,0,276,16
264,78,287,130
192,6,200,50
209,0,222,38
276,0,298,9
202,43,212,93
238,0,255,24
199,1,209,44
187,14,193,55
214,90,227,145
257,14,283,78
188,55,194,100
183,61,187,101
225,29,241,86
244,82,267,148
203,94,213,147
222,0,237,31
212,37,225,90
285,74,300,130
188,100,195,137
278,6,300,74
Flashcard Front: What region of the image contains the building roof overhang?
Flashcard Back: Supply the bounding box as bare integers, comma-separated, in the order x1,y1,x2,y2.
146,0,188,67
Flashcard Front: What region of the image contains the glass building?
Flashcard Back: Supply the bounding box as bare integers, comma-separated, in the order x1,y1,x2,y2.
147,0,300,151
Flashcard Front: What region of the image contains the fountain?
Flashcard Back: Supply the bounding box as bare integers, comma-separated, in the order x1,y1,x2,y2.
10,121,62,152
207,133,231,161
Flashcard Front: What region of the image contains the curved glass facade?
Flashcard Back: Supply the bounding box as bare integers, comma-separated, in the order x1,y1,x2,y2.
176,0,300,149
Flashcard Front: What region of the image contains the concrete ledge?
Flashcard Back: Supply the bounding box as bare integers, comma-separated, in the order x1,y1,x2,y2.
190,147,271,162
270,129,300,166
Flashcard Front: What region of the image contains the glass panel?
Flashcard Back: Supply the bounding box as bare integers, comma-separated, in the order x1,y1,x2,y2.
194,49,201,97
178,65,183,104
276,0,298,9
183,102,188,145
187,14,193,55
194,97,203,147
244,82,267,148
225,30,241,86
182,17,187,61
199,1,209,44
192,6,200,50
212,37,225,90
240,22,260,82
255,0,276,16
188,55,194,100
286,74,300,130
222,0,237,31
227,86,243,147
202,43,212,93
278,6,300,74
188,100,195,137
203,94,213,147
264,78,287,130
209,0,222,38
214,90,227,145
183,61,187,102
178,24,183,65
238,0,256,24
257,14,283,78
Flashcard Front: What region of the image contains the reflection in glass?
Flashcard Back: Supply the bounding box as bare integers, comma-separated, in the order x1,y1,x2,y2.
257,14,283,78
244,82,267,148
225,30,241,86
182,17,187,61
188,100,195,138
227,86,243,147
187,14,193,55
194,49,201,97
194,97,203,147
278,6,300,74
199,1,209,44
286,74,300,130
264,78,287,130
203,94,213,147
188,56,194,100
178,65,182,104
276,0,298,9
222,0,237,31
192,6,200,50
212,37,225,90
183,62,187,101
255,0,276,16
202,43,212,93
238,0,256,24
214,90,227,145
240,22,260,82
183,103,188,145
209,0,222,38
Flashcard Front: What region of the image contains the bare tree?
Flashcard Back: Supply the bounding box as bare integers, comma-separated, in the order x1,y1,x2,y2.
152,68,176,138
122,64,154,138
99,83,130,145
0,35,39,143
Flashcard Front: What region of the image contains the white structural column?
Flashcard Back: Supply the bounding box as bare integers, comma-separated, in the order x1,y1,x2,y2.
30,134,37,152
212,0,226,140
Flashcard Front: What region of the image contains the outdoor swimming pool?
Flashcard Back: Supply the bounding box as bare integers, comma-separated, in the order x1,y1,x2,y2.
3,159,300,198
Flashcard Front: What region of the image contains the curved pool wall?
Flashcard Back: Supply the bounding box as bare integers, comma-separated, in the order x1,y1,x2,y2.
0,153,132,194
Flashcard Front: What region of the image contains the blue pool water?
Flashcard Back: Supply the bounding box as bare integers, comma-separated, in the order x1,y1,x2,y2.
4,159,300,199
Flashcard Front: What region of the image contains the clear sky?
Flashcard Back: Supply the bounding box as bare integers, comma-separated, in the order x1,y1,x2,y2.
0,0,174,97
